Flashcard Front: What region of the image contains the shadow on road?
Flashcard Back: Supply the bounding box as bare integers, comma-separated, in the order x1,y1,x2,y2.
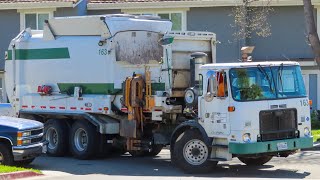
28,150,316,179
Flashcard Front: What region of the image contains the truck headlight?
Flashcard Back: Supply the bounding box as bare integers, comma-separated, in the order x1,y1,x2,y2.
18,131,31,137
304,127,311,137
242,133,251,143
17,139,31,146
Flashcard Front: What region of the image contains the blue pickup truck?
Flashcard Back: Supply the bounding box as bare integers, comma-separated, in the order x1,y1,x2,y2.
0,115,46,166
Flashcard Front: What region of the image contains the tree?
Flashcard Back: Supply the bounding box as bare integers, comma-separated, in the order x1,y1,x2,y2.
303,0,320,68
231,0,273,44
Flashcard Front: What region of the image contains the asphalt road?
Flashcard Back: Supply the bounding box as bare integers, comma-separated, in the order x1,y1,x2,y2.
25,149,320,180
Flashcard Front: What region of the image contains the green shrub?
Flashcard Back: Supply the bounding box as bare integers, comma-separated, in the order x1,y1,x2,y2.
311,110,320,129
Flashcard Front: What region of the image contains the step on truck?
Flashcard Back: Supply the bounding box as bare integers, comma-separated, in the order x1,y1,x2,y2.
5,14,313,173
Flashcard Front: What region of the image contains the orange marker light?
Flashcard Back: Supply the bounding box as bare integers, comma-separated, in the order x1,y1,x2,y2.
17,132,22,138
17,139,22,146
309,100,313,106
104,107,109,111
228,106,235,112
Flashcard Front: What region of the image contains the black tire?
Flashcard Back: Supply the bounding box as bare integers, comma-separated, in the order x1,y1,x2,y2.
0,143,14,166
146,144,163,157
14,158,35,167
70,120,98,159
172,129,214,173
95,135,113,158
238,156,273,166
44,119,69,156
128,150,146,157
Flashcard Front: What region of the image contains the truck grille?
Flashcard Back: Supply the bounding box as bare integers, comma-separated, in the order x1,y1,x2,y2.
30,128,43,144
31,137,43,143
31,128,43,136
259,109,297,141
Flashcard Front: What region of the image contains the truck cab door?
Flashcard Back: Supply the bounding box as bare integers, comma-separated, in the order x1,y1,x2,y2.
199,70,230,137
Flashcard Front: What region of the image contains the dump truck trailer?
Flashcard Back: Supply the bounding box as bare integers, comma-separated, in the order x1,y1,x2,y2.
5,14,313,173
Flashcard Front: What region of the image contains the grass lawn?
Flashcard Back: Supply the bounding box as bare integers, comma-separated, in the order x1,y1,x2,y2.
0,165,41,174
312,129,320,143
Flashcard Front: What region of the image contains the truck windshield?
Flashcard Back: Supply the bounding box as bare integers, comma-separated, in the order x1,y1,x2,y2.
229,65,306,101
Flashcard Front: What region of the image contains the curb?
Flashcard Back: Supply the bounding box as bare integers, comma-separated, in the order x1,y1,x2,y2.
0,171,43,180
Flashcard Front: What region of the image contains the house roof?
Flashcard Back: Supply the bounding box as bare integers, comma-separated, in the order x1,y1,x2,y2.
89,0,191,3
0,0,78,3
88,0,320,10
0,0,81,9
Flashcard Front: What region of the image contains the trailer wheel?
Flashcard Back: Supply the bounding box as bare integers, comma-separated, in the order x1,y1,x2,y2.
0,143,14,166
146,144,163,157
70,120,98,159
238,156,273,166
128,150,146,157
44,119,68,156
172,129,214,173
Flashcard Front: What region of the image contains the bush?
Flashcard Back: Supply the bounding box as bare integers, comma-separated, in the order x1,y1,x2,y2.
311,110,320,129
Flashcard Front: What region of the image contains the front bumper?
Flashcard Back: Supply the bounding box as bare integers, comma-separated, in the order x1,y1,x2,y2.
229,137,313,155
12,141,48,161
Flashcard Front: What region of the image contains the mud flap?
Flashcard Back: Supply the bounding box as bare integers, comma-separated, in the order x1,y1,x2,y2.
120,119,137,138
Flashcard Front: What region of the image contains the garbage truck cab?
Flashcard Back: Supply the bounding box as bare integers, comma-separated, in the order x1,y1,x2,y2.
174,61,313,172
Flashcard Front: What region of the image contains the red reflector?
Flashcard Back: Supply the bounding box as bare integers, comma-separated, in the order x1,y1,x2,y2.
50,106,56,109
70,107,77,110
98,108,102,111
37,86,42,92
59,107,65,109
85,108,92,111
154,109,162,112
31,106,35,109
40,106,46,109
22,105,28,108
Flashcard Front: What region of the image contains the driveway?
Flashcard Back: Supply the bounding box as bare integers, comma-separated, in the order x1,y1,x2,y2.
26,149,320,179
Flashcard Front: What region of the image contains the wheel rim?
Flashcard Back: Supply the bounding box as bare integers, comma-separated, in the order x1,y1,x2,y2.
183,139,208,166
74,128,88,152
46,127,58,149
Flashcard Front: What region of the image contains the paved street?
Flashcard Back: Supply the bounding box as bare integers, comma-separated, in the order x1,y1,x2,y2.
26,149,320,180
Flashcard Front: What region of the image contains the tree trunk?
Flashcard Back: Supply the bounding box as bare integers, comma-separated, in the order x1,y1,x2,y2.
303,0,320,68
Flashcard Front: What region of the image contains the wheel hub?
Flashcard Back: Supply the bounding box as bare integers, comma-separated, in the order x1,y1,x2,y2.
183,139,208,166
191,148,201,156
46,127,58,149
74,128,88,152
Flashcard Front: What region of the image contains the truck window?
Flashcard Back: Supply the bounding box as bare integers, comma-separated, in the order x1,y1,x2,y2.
217,72,228,97
230,65,306,101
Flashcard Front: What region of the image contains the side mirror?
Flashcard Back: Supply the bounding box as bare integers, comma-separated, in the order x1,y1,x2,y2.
158,36,174,46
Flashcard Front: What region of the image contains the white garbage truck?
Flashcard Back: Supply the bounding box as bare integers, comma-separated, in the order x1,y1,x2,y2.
5,14,313,173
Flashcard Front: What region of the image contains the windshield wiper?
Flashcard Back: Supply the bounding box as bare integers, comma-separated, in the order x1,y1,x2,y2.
277,63,284,92
257,64,274,93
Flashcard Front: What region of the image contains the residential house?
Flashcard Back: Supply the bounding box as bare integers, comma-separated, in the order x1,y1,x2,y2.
0,0,320,110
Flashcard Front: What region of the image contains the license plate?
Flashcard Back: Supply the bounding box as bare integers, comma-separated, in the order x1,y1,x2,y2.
277,142,288,150
42,144,47,153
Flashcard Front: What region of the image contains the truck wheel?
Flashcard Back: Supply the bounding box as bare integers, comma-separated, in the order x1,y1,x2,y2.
0,144,14,166
172,129,213,173
146,144,163,157
70,121,98,159
14,158,35,166
128,150,146,157
44,119,68,156
238,156,273,166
